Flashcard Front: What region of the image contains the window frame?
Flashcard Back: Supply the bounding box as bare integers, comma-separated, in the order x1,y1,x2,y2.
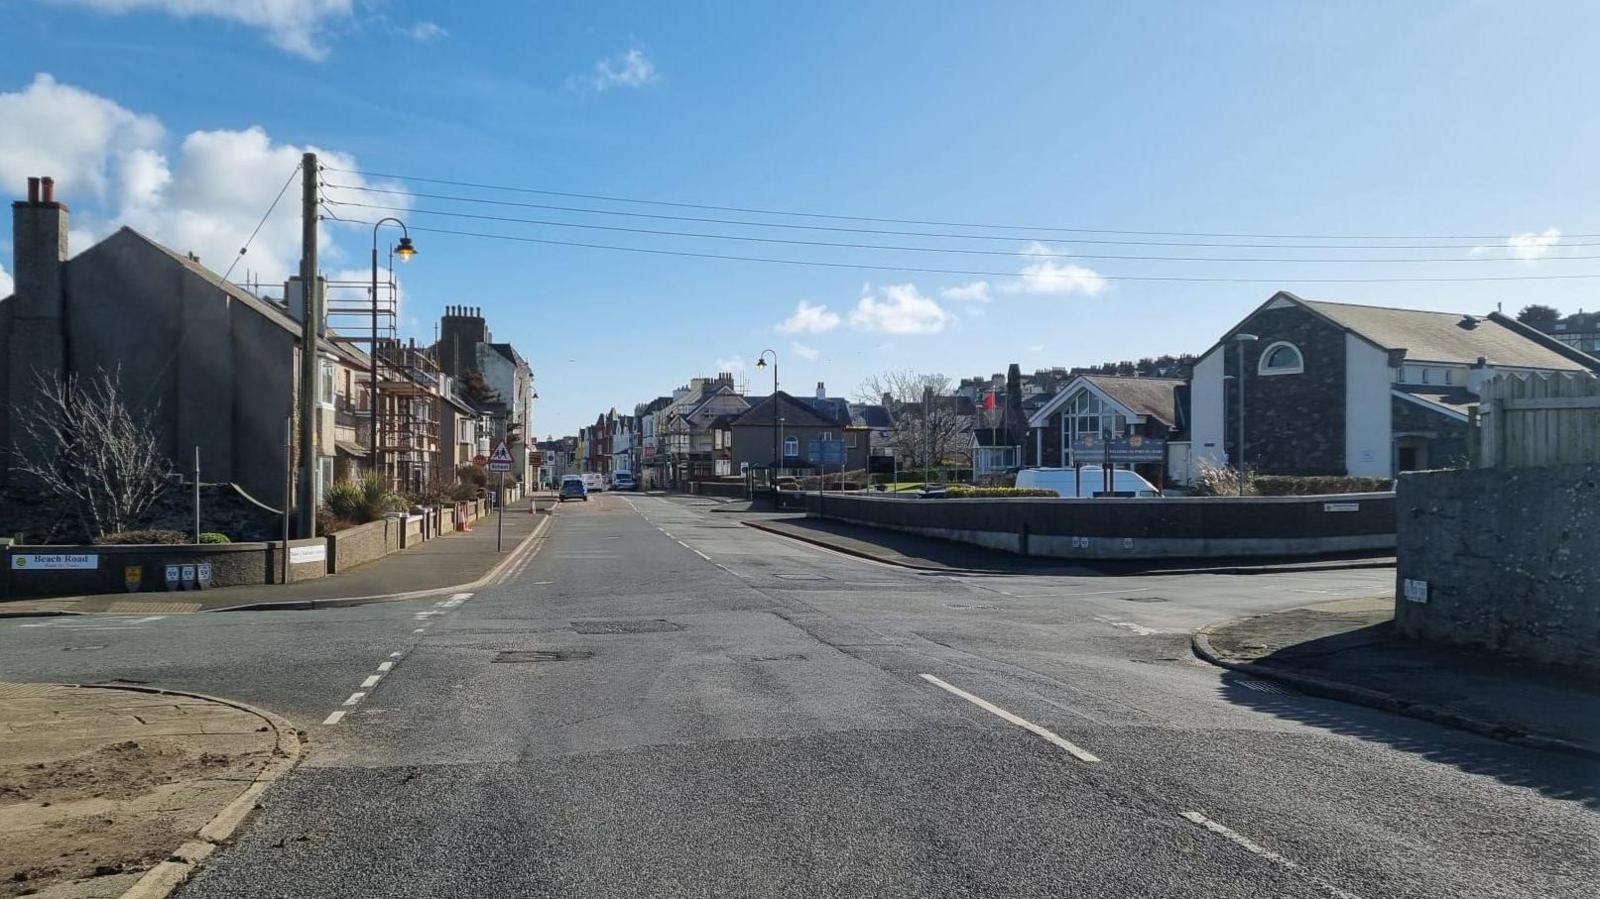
783,435,799,457
1257,341,1305,376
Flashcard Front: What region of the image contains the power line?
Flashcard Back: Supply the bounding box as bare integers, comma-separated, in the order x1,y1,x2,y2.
322,165,1598,242
323,215,1600,284
221,162,302,282
321,182,1600,249
322,198,1600,265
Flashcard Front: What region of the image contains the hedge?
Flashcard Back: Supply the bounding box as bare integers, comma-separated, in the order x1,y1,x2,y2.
941,486,1059,498
1250,475,1392,496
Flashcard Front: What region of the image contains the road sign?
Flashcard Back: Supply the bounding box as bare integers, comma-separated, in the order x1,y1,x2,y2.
487,441,514,473
473,453,489,466
807,439,847,466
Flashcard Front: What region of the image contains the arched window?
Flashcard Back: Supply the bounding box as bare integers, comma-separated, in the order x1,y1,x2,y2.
783,435,799,457
1258,341,1304,375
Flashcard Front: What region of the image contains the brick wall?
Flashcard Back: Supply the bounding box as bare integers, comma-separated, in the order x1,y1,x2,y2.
1225,305,1349,475
1395,465,1600,671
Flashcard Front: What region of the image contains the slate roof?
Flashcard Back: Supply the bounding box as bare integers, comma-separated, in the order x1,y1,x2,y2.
731,391,840,429
1393,385,1476,418
1296,297,1588,370
1081,376,1183,427
848,403,894,428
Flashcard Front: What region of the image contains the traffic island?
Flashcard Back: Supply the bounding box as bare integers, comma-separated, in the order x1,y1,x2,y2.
0,683,301,898
1193,596,1600,758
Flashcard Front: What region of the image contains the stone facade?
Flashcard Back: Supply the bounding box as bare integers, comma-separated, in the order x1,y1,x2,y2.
1223,305,1349,475
1395,465,1600,671
1390,397,1469,471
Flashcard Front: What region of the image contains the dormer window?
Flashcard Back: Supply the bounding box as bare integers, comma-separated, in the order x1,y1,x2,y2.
1258,341,1304,375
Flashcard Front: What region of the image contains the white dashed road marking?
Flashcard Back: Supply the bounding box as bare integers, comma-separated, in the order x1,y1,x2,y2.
343,692,365,706
377,661,394,672
920,673,1100,763
322,711,346,725
1180,811,1364,899
360,674,381,688
325,592,480,725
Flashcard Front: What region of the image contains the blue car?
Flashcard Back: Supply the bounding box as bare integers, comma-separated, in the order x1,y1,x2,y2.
559,476,588,502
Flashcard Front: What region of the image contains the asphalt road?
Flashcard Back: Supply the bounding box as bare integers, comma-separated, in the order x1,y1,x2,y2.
2,492,1594,897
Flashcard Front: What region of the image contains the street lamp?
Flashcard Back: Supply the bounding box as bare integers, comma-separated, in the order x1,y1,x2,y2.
371,218,415,482
756,349,779,488
1234,332,1259,495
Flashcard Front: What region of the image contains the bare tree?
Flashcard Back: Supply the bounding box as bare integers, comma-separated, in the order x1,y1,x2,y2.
856,370,972,470
11,368,173,538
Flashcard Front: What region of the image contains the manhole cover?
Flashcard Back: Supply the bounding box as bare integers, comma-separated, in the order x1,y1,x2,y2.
571,619,683,635
61,644,107,652
731,653,810,662
774,574,830,581
1121,596,1169,603
1233,679,1292,695
494,650,594,663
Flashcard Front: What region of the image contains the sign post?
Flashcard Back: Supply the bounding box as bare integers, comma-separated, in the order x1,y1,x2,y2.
487,441,514,552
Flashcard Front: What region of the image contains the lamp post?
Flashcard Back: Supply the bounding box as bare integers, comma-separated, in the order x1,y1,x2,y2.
370,218,415,483
1233,332,1259,495
756,349,779,490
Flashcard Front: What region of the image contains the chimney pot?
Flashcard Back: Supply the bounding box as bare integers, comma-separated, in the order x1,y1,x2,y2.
40,177,54,203
26,177,39,203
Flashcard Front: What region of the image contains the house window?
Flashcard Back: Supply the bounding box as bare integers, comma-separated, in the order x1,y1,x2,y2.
1060,390,1126,446
846,432,858,448
783,435,799,457
318,358,336,405
820,432,834,442
1258,341,1304,375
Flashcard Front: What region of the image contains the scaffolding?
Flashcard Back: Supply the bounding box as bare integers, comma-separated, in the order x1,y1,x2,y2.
368,339,441,494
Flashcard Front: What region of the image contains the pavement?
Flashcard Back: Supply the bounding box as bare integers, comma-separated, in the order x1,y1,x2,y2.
0,491,1593,898
0,503,552,617
743,514,1398,575
0,683,299,899
1194,595,1600,758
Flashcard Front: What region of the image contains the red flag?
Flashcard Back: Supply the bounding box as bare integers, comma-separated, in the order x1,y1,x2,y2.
983,391,997,411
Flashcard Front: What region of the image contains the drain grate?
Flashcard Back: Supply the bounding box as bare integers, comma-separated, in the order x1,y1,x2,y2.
1121,595,1170,603
571,619,684,635
494,649,594,663
1233,678,1292,695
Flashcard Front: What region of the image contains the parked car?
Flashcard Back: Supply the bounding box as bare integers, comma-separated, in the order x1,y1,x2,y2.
582,472,606,493
1015,467,1161,497
611,471,636,491
559,476,588,502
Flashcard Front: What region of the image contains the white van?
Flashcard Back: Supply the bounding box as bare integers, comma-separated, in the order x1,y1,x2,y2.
611,471,636,491
1015,467,1160,498
581,472,606,493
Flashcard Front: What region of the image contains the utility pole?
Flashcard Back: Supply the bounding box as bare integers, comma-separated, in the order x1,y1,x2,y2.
297,152,319,538
193,447,201,544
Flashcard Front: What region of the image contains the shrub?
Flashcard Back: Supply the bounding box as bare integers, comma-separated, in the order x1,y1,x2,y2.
198,532,231,544
323,473,404,524
1251,475,1392,496
448,482,480,502
1191,459,1254,496
316,510,359,536
95,529,186,545
942,486,1059,498
456,463,490,488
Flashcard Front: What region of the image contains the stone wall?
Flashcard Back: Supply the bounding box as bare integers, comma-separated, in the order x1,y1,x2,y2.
1225,305,1349,475
327,519,400,573
807,492,1395,560
5,542,283,598
1395,465,1600,670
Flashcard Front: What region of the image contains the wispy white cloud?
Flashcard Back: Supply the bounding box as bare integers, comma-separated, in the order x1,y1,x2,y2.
715,355,746,373
849,283,952,335
790,341,820,361
1507,228,1561,261
570,48,658,92
406,21,446,42
776,300,841,334
50,0,355,60
0,261,12,298
1002,242,1106,296
942,280,991,303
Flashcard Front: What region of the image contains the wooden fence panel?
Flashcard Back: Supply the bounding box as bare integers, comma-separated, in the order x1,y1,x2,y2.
1473,373,1600,468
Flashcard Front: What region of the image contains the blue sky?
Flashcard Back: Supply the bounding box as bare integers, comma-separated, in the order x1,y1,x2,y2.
2,0,1598,435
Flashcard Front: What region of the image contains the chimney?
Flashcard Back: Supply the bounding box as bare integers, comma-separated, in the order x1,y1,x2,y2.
8,176,71,469
816,381,826,399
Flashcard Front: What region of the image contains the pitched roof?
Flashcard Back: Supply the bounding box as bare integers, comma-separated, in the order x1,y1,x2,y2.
1393,385,1474,421
730,391,840,429
848,403,894,428
1294,296,1590,370
1081,375,1182,426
